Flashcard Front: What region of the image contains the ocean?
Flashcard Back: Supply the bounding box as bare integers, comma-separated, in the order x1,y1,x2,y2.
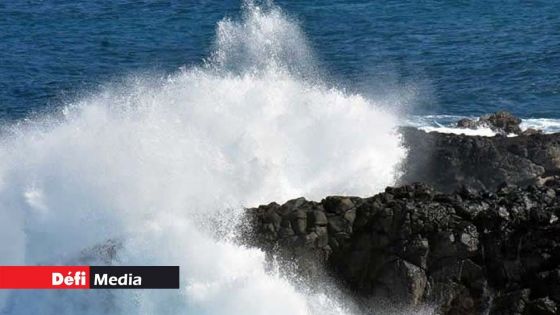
2,0,559,123
0,1,557,314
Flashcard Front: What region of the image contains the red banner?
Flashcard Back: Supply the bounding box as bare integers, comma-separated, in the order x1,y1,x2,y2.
0,266,90,289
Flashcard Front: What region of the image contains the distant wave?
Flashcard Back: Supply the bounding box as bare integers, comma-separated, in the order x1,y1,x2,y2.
405,114,560,136
521,118,560,134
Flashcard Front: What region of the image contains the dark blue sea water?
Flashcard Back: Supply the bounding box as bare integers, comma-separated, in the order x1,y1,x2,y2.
1,0,559,121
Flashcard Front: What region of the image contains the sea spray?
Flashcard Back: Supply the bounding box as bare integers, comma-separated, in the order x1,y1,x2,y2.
0,2,405,314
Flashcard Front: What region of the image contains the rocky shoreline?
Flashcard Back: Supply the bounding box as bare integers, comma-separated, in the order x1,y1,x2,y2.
242,112,560,315
243,181,560,314
399,127,560,193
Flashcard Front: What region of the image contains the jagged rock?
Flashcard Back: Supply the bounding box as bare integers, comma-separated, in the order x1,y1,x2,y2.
527,297,558,315
375,259,427,306
243,179,560,315
522,128,543,136
456,111,523,135
400,126,560,192
490,289,531,315
481,111,523,135
457,118,479,129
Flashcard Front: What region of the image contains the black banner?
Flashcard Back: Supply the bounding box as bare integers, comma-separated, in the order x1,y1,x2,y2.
90,266,179,289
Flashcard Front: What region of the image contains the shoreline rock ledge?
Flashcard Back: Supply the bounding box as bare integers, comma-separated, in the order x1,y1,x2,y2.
456,111,526,135
243,180,560,315
399,112,560,193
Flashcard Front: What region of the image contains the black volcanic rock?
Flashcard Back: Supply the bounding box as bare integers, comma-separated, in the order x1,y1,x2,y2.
456,111,523,135
481,111,523,135
457,118,480,129
243,180,560,315
399,127,560,193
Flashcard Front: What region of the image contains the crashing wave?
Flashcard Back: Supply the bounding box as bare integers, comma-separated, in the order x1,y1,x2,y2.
0,1,405,314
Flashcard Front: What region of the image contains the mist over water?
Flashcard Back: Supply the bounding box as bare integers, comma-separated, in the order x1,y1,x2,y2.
0,2,405,314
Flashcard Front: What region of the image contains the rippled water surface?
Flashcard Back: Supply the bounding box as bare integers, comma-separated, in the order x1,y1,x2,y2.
1,0,559,120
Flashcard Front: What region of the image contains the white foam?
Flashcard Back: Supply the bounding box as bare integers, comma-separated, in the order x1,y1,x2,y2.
0,2,406,314
407,114,560,137
419,125,498,136
521,118,560,134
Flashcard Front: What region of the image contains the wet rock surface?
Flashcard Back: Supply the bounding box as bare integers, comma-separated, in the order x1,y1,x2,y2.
456,111,523,135
243,180,560,315
400,126,560,193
